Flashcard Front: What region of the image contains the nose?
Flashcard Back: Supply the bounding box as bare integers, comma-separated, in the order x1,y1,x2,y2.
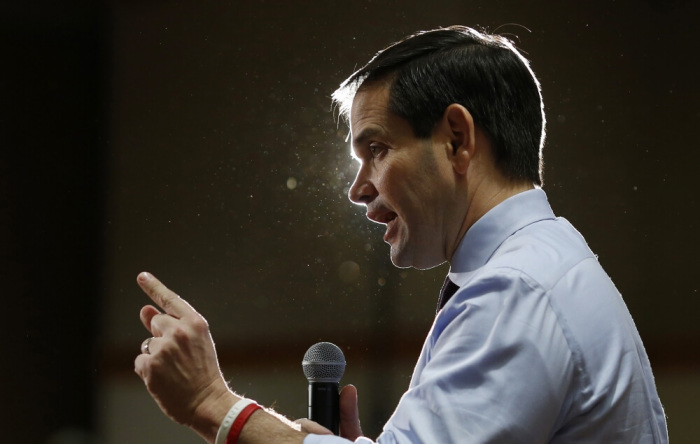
348,166,377,205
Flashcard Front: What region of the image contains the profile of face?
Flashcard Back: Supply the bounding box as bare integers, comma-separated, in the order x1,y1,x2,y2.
347,83,460,270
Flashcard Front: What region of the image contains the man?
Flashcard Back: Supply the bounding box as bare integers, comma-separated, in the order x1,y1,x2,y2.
134,26,668,443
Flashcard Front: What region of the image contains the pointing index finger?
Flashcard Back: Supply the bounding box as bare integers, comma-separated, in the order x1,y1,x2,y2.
137,272,192,319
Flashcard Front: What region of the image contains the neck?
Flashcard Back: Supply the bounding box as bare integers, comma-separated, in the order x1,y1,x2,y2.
447,180,534,262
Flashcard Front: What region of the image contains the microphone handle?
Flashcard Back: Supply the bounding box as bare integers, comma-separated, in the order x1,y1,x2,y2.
308,381,340,435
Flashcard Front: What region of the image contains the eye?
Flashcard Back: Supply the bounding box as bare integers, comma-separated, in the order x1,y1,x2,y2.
369,143,386,158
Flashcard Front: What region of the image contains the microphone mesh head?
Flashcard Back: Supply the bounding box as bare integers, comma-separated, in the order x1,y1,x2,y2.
302,342,346,383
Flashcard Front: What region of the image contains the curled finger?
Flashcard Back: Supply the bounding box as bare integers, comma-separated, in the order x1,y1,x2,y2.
139,336,163,357
149,312,178,337
140,305,161,333
141,337,155,355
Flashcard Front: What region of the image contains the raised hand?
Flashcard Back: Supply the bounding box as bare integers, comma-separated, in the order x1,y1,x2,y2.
133,272,237,439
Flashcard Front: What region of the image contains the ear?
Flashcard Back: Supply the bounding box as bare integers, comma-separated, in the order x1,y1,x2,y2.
435,104,476,176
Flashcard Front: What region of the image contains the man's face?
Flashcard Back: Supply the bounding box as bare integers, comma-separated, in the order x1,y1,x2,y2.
348,83,456,270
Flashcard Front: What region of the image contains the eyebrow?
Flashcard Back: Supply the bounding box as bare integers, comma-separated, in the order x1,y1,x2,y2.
352,127,383,148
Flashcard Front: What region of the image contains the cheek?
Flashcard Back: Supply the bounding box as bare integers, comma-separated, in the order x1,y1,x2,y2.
377,161,430,210
374,162,405,203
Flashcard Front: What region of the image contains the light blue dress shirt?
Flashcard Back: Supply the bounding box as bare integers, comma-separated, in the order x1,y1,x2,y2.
305,189,668,443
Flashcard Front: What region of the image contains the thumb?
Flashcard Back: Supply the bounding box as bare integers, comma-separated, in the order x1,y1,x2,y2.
339,384,363,440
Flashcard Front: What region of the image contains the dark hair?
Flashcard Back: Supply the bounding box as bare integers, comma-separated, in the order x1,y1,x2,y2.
333,26,546,185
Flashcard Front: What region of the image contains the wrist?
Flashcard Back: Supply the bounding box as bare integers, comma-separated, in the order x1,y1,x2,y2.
191,388,241,443
216,398,262,444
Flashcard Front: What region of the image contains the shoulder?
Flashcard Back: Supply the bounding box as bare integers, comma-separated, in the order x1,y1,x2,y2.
488,216,598,291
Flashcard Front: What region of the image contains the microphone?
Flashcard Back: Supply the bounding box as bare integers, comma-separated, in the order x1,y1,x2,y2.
302,342,346,435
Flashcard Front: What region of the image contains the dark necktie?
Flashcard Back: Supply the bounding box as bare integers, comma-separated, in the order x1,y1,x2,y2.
437,275,459,313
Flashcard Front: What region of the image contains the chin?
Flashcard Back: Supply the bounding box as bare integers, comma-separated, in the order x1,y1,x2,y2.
390,257,413,269
389,247,413,269
390,245,445,270
390,248,442,270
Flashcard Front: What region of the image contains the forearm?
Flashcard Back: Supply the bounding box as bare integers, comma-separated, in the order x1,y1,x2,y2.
239,408,308,444
188,390,308,444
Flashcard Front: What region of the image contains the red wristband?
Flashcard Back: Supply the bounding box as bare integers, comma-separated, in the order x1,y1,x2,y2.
226,402,262,444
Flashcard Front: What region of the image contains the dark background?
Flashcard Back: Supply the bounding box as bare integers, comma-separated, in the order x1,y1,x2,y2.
2,1,698,442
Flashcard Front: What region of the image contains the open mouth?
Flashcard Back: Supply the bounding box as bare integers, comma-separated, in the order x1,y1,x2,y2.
366,208,399,242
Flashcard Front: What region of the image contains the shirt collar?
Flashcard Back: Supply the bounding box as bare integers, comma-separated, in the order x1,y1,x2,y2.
448,188,556,284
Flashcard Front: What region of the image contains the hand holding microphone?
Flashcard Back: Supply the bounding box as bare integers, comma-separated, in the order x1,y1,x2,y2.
302,342,346,435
